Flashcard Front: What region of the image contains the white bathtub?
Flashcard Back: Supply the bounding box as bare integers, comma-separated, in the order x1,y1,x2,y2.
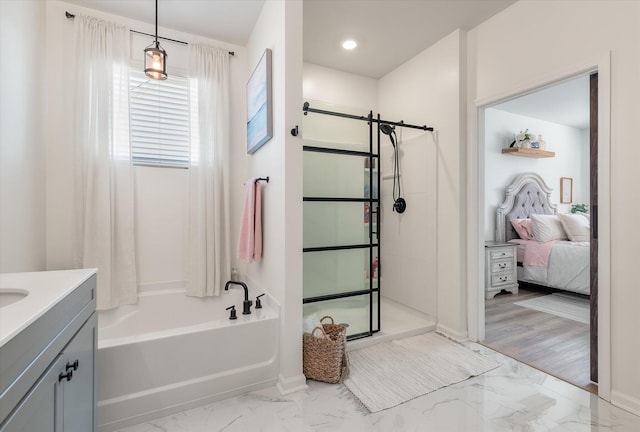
96,288,279,431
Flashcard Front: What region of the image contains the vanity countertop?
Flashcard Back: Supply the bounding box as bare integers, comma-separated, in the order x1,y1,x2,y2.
0,268,97,348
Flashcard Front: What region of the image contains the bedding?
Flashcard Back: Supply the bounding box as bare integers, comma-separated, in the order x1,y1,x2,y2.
496,172,591,296
509,239,590,295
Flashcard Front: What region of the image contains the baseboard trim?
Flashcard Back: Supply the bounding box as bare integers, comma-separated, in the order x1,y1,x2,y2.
276,373,308,395
436,323,469,342
611,390,640,416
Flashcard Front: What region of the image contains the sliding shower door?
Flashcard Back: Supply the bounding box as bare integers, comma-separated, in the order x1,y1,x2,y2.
302,100,380,340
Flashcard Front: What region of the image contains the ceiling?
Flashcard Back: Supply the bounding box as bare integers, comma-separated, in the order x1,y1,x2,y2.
64,0,515,78
491,75,591,129
63,0,587,128
303,0,515,78
63,0,266,46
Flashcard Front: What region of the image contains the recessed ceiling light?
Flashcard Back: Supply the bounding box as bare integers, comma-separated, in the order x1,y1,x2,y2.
342,39,357,50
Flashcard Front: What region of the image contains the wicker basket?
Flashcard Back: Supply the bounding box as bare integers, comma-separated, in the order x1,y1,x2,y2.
303,316,349,384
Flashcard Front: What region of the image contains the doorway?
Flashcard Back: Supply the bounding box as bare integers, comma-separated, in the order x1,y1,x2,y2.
478,72,599,393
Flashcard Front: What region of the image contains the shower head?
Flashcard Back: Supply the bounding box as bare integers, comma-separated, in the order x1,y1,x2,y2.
379,123,396,148
379,123,395,136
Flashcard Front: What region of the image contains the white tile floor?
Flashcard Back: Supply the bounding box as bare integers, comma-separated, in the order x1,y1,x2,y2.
113,342,640,432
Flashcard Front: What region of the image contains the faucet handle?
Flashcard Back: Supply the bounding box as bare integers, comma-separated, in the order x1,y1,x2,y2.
225,305,237,320
255,293,265,309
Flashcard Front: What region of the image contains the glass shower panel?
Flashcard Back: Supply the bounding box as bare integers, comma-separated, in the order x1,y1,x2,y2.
303,99,379,155
302,100,380,340
303,202,371,249
303,293,375,338
304,152,364,198
303,248,373,299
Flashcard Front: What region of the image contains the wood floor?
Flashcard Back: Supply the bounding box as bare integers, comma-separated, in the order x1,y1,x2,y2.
482,285,597,394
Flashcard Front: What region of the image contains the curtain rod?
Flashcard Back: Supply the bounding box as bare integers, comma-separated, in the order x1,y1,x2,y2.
65,11,235,56
302,102,433,132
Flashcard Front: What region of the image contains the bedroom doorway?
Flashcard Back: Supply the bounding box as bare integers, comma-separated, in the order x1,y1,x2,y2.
479,72,599,393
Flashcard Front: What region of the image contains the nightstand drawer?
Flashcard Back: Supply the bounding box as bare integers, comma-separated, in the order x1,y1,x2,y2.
491,260,513,273
490,249,514,260
491,272,515,286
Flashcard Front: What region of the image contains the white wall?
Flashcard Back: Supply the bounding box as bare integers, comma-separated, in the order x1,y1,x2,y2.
45,1,246,291
484,108,589,240
468,0,640,415
0,0,47,273
245,0,306,394
303,63,378,112
379,30,467,339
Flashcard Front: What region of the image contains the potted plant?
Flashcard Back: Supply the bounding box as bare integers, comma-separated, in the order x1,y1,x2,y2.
516,129,533,148
571,203,589,214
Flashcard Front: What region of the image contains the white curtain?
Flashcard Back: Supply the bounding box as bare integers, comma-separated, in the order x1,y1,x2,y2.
73,15,137,310
187,44,231,297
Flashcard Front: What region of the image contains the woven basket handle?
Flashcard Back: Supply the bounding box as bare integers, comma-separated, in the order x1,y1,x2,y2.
311,326,327,338
320,315,334,325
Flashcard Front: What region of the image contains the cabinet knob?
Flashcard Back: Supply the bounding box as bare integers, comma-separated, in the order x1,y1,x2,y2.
66,360,79,371
59,370,73,382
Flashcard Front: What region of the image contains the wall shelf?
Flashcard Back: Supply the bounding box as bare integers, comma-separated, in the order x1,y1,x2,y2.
501,148,555,158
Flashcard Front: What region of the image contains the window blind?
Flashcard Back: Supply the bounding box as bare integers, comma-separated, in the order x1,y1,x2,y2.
129,70,190,167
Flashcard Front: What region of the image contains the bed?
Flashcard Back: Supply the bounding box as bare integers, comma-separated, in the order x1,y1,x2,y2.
496,172,590,296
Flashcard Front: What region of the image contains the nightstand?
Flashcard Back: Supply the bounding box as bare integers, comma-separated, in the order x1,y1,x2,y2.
484,241,518,299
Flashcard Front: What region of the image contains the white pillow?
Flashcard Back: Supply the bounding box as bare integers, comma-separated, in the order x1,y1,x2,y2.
558,213,590,242
530,214,567,242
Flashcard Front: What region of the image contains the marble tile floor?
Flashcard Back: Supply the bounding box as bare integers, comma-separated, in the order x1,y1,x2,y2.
114,342,640,432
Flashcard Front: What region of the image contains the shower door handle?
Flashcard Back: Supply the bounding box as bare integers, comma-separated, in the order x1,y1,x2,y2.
375,206,380,240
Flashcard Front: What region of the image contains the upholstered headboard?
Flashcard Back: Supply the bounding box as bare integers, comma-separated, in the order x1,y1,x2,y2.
496,172,557,242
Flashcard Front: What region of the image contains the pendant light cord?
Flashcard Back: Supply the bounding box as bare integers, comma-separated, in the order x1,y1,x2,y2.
154,0,159,44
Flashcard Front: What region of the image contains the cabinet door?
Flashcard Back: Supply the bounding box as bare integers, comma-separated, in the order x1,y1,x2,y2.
63,313,96,432
0,356,64,432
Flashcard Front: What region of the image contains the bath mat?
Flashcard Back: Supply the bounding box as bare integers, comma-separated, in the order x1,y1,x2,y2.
343,332,500,412
514,293,589,324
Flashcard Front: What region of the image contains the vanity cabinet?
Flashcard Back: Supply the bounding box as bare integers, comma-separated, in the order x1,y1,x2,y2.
0,272,97,432
0,356,64,431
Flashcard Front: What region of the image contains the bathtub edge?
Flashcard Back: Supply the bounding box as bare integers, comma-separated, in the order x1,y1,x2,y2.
97,376,278,432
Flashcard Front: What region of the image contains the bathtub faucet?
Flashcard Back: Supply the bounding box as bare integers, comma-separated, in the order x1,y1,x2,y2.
224,280,252,315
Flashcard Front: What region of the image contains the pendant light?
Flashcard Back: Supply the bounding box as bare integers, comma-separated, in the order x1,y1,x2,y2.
144,0,167,80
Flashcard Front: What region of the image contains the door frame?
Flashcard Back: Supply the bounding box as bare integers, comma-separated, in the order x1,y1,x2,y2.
466,53,612,400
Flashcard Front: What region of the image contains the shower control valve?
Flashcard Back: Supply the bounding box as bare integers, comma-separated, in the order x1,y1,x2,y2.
225,305,237,320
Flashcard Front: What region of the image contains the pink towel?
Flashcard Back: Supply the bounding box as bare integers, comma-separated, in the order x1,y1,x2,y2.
238,178,262,262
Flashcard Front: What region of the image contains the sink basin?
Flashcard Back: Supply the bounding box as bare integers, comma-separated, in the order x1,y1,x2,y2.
0,289,29,308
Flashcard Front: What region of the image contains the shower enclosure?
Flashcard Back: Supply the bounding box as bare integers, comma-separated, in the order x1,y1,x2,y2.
302,101,381,340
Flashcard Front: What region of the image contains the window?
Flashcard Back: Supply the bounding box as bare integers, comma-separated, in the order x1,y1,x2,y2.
129,70,191,167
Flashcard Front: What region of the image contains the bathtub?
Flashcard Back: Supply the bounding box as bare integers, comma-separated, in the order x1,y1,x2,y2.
96,288,279,431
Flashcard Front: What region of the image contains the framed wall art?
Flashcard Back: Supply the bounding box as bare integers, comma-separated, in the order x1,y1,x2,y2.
560,177,573,203
246,48,272,154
